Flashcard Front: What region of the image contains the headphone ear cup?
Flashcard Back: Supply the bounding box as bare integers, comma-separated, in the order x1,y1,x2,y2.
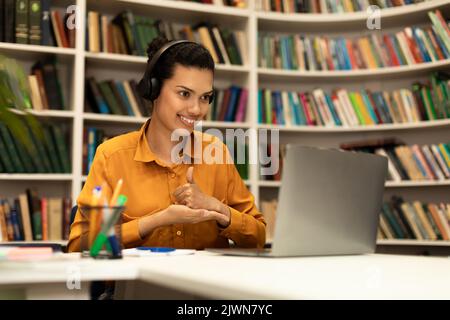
149,77,160,101
137,76,150,100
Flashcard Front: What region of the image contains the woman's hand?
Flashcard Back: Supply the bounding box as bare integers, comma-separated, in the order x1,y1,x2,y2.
138,204,229,239
172,167,230,227
163,204,228,226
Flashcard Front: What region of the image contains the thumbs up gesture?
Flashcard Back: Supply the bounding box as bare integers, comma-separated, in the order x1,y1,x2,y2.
173,166,230,227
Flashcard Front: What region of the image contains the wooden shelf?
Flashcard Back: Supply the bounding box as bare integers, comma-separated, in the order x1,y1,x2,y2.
83,112,147,124
2,240,68,246
82,113,252,128
0,174,73,181
385,180,450,187
87,0,249,26
257,119,450,133
0,42,76,62
258,180,450,188
377,239,450,247
85,51,249,74
258,59,450,83
257,0,450,31
9,109,75,119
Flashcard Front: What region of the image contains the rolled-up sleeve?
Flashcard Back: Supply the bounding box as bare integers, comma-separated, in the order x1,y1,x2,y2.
68,145,144,252
219,148,266,248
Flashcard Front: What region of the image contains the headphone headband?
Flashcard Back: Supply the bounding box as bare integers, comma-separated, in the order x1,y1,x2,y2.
138,39,214,104
145,40,195,78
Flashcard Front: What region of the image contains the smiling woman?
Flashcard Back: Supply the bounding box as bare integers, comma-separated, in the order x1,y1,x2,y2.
68,36,266,253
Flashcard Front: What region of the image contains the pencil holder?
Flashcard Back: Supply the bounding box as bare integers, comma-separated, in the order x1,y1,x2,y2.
79,205,125,259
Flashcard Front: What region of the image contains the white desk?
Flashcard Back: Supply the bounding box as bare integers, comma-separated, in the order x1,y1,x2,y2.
1,252,450,299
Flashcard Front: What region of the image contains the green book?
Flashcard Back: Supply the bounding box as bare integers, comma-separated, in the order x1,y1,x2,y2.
26,124,52,172
264,89,272,124
26,188,42,240
11,132,37,173
43,125,63,173
98,81,124,115
348,92,365,125
0,133,15,173
50,124,71,173
15,0,29,44
381,202,405,239
28,0,41,45
0,123,25,172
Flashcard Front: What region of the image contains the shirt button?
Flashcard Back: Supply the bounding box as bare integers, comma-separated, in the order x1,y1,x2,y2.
170,173,176,178
176,230,182,236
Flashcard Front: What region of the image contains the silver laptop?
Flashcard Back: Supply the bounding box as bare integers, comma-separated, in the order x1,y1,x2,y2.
207,145,388,257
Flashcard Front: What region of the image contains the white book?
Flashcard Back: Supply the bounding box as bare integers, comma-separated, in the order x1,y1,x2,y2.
421,145,445,181
375,148,402,182
431,145,450,178
331,94,350,127
312,89,334,127
294,35,305,71
399,89,414,122
122,81,143,118
337,89,359,126
235,31,249,66
28,75,44,111
212,27,231,65
395,32,415,65
281,91,292,126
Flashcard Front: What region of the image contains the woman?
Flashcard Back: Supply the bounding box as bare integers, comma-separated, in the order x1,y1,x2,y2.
68,37,266,251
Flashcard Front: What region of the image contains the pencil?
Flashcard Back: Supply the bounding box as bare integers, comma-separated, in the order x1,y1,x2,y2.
110,178,123,206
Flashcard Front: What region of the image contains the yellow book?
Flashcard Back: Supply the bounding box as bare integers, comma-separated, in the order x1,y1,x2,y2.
197,26,219,63
358,38,377,69
392,91,408,123
438,144,450,168
413,201,437,241
355,92,375,125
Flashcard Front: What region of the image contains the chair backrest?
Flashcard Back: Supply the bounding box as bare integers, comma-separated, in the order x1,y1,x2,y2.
70,205,78,226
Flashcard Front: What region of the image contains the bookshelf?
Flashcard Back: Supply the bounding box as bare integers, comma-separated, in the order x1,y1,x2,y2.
1,0,449,250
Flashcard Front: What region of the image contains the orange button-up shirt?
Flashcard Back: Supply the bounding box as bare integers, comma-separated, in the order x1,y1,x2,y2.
68,119,266,251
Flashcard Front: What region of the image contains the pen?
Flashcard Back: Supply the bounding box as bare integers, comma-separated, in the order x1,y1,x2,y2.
88,186,102,247
90,195,127,257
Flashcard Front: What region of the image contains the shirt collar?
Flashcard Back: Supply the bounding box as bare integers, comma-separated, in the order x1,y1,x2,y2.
134,118,203,163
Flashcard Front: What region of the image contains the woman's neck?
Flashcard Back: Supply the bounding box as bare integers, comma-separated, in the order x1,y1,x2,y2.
146,117,176,164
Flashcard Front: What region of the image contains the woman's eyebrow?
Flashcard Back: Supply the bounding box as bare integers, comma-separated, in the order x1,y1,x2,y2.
176,85,213,95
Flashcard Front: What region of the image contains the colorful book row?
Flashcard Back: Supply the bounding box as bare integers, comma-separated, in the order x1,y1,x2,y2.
86,11,247,65
379,196,450,240
257,0,429,14
257,73,450,126
0,190,72,242
258,10,450,70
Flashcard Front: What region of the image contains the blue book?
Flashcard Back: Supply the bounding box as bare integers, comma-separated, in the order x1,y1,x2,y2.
339,38,352,70
225,86,241,122
411,150,428,179
115,81,135,116
324,93,342,125
335,40,346,70
374,92,393,123
258,90,263,124
370,92,388,124
431,26,450,59
287,92,300,125
87,128,97,173
274,91,284,125
412,27,431,63
390,35,407,65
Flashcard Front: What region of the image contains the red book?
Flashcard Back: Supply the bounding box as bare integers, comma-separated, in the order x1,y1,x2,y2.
426,27,445,60
299,92,314,126
403,30,423,63
51,10,69,48
383,35,400,67
346,39,358,70
435,10,450,38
